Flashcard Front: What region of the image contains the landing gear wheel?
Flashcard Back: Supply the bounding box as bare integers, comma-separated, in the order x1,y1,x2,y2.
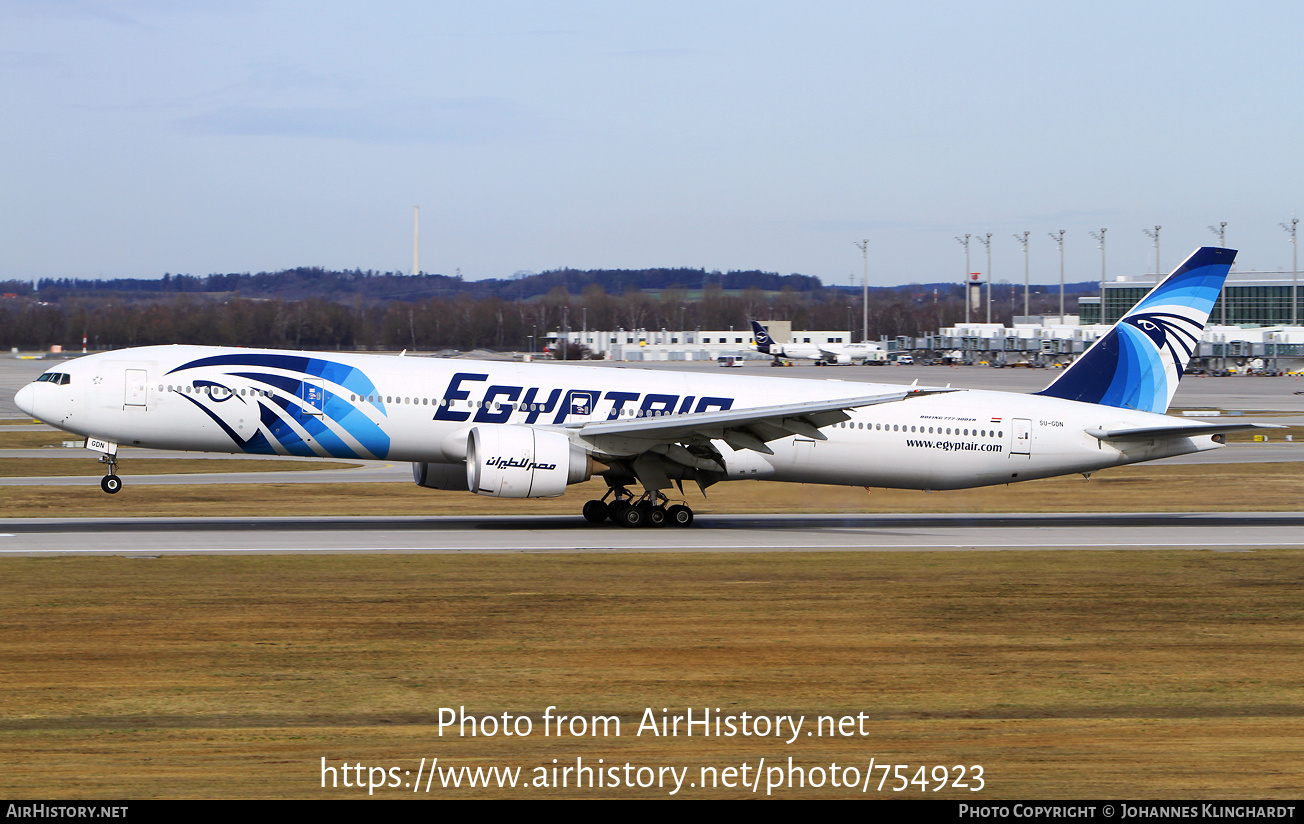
666,504,693,527
101,474,122,494
582,499,610,524
608,500,632,524
617,503,645,528
644,504,667,528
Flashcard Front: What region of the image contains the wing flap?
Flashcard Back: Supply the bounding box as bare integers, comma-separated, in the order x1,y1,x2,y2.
563,387,956,452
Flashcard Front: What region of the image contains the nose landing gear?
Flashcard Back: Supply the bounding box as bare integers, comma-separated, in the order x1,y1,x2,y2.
97,452,122,494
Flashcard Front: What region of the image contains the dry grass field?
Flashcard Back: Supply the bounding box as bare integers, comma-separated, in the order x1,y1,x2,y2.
2,455,1303,798
0,430,90,448
1,550,1301,799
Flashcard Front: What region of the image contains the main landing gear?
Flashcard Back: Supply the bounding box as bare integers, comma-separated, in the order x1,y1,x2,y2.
581,487,694,528
98,454,122,494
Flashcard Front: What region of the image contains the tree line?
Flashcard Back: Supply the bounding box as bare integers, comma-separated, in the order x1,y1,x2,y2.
0,280,1081,352
11,266,827,304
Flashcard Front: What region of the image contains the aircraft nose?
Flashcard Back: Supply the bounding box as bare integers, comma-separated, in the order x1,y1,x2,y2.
15,384,35,417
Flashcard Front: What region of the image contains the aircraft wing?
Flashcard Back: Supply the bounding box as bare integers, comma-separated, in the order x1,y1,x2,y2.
1086,422,1284,441
562,386,957,455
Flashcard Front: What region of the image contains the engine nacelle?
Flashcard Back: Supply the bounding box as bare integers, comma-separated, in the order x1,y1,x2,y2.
466,425,592,497
412,461,470,491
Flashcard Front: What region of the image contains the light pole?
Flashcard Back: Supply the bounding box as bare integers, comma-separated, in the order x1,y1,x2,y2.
855,239,869,342
1089,228,1107,300
1282,218,1299,326
1209,222,1228,323
1143,225,1161,276
956,234,972,324
1208,221,1227,247
412,206,420,276
974,233,992,323
1013,231,1030,319
1048,230,1066,321
562,305,569,360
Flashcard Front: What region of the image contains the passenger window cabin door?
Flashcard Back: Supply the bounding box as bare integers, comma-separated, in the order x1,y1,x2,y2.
124,369,148,410
1011,418,1032,455
300,379,325,418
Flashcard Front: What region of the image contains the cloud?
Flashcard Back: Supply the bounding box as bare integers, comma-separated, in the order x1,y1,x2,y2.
175,97,535,144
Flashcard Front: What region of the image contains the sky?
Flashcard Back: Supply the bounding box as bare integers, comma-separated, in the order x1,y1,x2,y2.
3,0,1303,288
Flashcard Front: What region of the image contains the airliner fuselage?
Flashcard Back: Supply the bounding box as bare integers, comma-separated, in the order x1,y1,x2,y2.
17,345,1216,493
11,248,1248,526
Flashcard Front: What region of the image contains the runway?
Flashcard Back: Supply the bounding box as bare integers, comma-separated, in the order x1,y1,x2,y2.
3,512,1302,555
0,440,1301,489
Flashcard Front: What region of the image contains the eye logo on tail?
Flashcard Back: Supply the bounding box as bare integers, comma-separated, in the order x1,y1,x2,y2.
1037,246,1235,414
1122,311,1202,374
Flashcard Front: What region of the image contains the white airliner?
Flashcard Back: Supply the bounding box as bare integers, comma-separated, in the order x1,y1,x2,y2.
15,247,1266,527
750,321,887,364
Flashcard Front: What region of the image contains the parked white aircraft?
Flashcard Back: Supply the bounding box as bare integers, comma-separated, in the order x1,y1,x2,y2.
750,321,886,364
15,248,1265,527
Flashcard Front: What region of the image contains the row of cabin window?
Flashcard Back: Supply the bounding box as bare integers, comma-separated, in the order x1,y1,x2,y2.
839,421,1003,438
159,384,271,397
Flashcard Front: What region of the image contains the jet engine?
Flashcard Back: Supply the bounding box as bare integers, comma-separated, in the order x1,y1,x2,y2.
466,425,593,497
412,461,470,491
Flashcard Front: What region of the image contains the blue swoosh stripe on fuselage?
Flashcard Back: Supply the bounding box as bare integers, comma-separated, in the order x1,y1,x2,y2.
174,391,276,454
169,353,386,414
231,371,390,458
261,396,316,457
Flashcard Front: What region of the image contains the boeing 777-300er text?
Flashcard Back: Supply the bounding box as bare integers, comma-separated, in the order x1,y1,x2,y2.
750,321,886,364
15,247,1268,527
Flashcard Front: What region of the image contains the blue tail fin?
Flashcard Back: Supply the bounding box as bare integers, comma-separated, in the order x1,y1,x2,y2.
1035,246,1235,413
750,320,774,354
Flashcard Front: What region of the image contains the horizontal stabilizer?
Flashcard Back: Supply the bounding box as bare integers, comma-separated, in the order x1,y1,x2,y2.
1086,422,1283,441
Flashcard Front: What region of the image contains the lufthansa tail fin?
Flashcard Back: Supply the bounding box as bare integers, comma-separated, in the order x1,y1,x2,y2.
750,320,774,354
1035,246,1235,414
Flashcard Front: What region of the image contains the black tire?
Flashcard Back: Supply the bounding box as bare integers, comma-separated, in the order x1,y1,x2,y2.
582,500,609,524
667,504,693,527
645,505,667,528
618,504,645,528
101,474,122,494
608,500,631,524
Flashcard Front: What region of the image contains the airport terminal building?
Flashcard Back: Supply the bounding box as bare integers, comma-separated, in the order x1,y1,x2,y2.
1078,269,1304,327
547,320,851,362
924,268,1304,370
546,270,1304,371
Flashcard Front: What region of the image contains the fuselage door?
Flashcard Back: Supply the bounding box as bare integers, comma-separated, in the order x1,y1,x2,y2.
1012,418,1032,455
124,369,148,410
300,379,325,417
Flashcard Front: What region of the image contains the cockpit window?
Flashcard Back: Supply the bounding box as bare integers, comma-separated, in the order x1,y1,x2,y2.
35,372,71,385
